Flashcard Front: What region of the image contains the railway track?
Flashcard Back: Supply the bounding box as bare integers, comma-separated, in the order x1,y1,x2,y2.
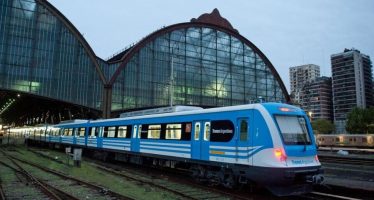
9,147,374,200
318,155,374,166
90,162,257,200
0,149,134,200
0,159,76,200
28,147,268,200
28,148,251,199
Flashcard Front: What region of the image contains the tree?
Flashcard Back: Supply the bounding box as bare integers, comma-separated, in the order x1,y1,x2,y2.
311,119,335,134
346,107,374,134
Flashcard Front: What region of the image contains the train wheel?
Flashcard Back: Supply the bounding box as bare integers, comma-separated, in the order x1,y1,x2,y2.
190,165,206,183
222,170,237,189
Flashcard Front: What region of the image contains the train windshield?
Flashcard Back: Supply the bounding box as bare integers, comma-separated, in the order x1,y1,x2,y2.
274,115,311,145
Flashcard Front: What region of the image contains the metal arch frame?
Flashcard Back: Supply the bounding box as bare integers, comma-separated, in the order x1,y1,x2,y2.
37,0,107,84
108,22,291,102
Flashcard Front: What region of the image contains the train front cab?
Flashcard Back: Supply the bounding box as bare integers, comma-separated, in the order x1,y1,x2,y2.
254,104,324,196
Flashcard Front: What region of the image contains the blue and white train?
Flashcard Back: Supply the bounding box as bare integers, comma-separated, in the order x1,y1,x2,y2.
26,103,323,196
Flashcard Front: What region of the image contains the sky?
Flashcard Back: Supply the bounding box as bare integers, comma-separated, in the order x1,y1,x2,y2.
48,0,374,92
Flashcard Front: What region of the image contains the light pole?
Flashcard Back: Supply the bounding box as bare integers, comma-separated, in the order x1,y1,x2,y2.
169,55,174,107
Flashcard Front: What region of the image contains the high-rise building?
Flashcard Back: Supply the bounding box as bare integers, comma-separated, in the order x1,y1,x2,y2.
289,64,320,103
331,48,374,133
301,76,333,121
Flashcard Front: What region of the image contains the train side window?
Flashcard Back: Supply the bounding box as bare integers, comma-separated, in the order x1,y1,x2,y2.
204,122,210,141
103,127,109,137
194,123,200,140
181,123,192,141
97,127,103,137
148,125,161,139
138,125,142,139
239,119,248,141
118,126,127,138
64,128,73,136
166,124,182,140
126,125,132,138
79,127,85,137
133,125,138,138
90,127,96,137
107,127,116,138
73,128,78,136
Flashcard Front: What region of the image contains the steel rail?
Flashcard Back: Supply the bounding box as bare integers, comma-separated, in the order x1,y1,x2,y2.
310,191,361,200
8,155,134,200
0,160,63,200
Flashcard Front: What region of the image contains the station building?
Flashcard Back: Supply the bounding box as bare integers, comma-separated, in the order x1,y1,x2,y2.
0,0,290,124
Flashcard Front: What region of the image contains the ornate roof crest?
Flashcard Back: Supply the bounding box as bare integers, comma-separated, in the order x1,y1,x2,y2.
191,8,238,33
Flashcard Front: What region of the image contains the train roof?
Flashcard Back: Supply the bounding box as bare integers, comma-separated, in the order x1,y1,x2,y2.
89,103,300,124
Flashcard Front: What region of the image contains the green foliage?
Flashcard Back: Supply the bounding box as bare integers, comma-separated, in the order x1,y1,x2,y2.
311,119,334,134
346,107,374,134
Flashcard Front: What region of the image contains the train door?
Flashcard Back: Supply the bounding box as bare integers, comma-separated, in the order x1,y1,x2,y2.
191,122,201,159
97,127,103,148
237,118,252,165
131,125,140,152
192,121,210,160
201,121,211,160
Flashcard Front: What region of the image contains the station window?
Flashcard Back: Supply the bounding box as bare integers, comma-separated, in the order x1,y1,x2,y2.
204,122,210,141
210,120,234,142
118,126,127,138
166,124,182,140
194,123,200,140
148,125,161,139
239,119,248,141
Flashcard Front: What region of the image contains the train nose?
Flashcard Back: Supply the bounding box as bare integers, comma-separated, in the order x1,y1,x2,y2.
306,174,324,184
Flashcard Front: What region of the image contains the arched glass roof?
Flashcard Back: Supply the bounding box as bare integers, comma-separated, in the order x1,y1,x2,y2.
110,19,289,111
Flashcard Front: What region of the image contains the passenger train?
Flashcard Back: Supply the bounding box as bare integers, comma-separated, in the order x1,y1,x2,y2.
23,103,323,196
316,134,374,148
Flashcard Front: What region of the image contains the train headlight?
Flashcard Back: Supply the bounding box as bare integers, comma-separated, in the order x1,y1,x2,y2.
314,155,319,163
274,148,287,162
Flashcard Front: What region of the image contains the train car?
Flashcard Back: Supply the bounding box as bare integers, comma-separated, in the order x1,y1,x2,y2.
317,134,374,148
28,103,323,196
53,120,89,146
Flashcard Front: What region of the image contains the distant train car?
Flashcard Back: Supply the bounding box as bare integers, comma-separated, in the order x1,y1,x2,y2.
26,103,323,196
316,134,374,148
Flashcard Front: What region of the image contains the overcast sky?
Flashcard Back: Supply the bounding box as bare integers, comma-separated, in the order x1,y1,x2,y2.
48,0,374,92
